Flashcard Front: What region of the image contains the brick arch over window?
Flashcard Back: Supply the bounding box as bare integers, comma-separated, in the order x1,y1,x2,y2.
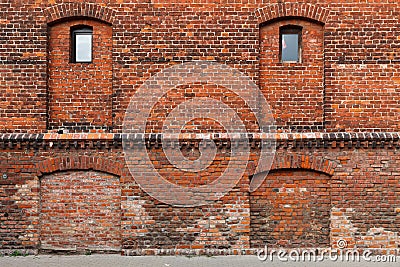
253,3,330,25
44,3,115,25
35,156,126,178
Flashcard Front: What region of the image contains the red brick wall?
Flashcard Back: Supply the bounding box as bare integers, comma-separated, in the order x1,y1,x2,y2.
145,84,258,133
323,3,400,131
40,170,121,252
0,0,47,133
48,19,113,132
0,0,400,257
325,64,400,131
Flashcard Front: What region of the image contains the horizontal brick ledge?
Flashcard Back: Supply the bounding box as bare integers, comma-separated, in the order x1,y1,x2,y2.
0,132,399,150
0,132,399,142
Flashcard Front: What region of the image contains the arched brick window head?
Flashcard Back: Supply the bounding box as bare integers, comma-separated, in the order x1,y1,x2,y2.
279,25,302,63
71,25,93,63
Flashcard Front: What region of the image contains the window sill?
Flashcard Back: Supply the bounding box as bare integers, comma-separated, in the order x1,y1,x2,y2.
280,61,301,64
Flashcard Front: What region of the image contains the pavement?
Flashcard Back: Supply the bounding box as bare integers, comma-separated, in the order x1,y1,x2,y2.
0,255,399,267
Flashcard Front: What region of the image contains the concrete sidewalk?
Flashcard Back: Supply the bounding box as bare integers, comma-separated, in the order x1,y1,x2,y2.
0,255,399,267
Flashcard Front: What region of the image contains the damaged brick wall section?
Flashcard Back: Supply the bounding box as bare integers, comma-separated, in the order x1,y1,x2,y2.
331,208,400,254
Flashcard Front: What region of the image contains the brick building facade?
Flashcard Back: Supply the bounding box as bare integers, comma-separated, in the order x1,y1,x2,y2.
0,0,399,256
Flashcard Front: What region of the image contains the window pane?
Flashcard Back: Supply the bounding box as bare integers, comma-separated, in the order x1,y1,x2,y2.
75,34,92,62
281,33,298,62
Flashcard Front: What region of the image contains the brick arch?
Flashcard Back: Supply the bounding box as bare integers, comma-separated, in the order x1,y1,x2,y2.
253,3,330,25
44,3,115,25
252,154,336,178
270,154,336,176
35,156,125,178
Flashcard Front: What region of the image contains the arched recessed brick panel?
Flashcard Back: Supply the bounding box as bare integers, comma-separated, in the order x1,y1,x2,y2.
250,169,331,248
40,170,121,252
254,3,329,129
47,18,113,132
250,154,335,248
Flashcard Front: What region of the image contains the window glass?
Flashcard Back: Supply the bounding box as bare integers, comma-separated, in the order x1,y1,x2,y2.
75,34,92,62
280,26,302,62
281,33,299,62
71,26,93,63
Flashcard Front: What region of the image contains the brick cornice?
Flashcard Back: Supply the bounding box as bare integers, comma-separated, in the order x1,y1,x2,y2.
44,2,115,25
0,132,399,150
254,3,330,25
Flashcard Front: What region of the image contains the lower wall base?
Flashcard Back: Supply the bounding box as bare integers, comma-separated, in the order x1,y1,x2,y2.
122,248,254,256
117,247,400,256
2,248,398,257
0,249,38,256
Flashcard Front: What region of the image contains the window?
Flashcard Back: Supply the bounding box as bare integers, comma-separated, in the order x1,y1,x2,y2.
280,25,302,62
71,26,93,63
